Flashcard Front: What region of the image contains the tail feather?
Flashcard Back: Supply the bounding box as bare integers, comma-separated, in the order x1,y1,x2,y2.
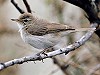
60,28,96,37
65,25,96,32
74,28,96,32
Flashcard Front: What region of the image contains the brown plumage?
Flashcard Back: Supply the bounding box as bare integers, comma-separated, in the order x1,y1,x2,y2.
24,23,75,36
11,13,95,50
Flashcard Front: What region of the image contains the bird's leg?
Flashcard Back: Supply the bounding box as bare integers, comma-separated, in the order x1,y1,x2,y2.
36,49,48,57
36,47,54,57
36,48,51,62
36,49,47,56
36,51,45,62
42,47,55,56
41,49,48,56
36,47,54,62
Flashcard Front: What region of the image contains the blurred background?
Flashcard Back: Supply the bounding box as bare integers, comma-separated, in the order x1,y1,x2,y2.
0,0,100,75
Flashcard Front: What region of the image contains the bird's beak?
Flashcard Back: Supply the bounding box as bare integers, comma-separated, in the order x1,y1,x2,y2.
11,19,19,22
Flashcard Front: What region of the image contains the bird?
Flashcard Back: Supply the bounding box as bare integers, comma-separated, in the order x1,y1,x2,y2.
11,12,95,54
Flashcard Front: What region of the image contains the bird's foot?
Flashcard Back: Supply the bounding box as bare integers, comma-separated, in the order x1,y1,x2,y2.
41,51,48,56
36,52,44,62
36,50,48,62
39,50,48,56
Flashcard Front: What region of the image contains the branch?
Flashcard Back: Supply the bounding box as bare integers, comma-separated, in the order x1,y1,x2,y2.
63,0,99,23
11,0,25,14
22,0,32,13
0,23,97,71
63,0,100,37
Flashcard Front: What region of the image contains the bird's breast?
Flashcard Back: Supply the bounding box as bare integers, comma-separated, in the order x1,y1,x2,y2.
20,30,61,49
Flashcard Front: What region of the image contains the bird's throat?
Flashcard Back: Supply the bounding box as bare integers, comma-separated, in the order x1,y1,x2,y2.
17,23,25,32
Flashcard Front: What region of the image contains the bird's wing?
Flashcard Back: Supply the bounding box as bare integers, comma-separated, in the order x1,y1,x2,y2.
26,23,75,36
26,25,47,36
45,23,75,33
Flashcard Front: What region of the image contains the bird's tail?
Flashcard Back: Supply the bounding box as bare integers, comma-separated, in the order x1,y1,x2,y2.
74,28,96,32
60,28,96,37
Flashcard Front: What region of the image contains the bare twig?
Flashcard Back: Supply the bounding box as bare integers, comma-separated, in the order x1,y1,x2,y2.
63,0,99,23
11,0,25,14
63,0,100,37
22,0,32,13
0,23,97,71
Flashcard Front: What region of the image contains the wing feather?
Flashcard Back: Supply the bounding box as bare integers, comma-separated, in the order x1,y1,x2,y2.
26,23,75,36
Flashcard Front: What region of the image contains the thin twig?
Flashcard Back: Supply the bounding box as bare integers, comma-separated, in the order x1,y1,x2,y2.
22,0,32,13
0,23,97,71
63,0,99,23
11,0,25,14
63,0,100,38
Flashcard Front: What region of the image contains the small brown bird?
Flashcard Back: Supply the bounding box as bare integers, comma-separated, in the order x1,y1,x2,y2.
11,13,95,52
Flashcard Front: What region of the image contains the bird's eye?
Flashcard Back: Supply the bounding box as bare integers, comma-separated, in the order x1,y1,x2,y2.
23,19,28,22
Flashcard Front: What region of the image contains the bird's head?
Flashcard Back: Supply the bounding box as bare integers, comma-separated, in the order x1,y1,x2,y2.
11,13,34,26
